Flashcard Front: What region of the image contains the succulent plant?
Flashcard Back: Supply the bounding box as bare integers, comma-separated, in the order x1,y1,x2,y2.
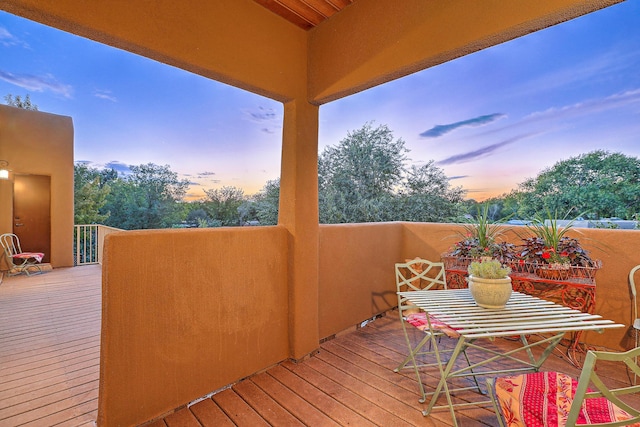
468,257,511,279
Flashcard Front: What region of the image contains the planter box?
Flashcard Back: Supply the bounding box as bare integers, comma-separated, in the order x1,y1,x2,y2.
441,253,602,282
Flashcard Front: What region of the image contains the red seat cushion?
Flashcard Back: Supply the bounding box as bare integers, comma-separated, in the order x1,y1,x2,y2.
405,312,459,338
493,371,640,426
13,252,44,263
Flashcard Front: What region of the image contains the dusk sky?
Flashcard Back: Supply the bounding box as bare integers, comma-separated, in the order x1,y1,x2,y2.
1,2,639,201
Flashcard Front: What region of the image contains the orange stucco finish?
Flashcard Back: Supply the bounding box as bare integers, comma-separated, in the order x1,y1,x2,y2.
309,0,622,103
99,226,289,426
279,99,320,357
0,1,629,425
0,0,308,103
0,105,74,268
100,222,638,426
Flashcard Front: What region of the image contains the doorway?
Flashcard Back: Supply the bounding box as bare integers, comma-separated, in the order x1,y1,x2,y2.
13,174,51,263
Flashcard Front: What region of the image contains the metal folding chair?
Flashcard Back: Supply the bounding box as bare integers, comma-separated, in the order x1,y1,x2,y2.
0,233,44,276
487,347,640,426
394,258,478,403
630,265,640,384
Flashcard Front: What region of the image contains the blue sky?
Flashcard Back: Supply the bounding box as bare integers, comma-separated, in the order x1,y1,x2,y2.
1,2,639,201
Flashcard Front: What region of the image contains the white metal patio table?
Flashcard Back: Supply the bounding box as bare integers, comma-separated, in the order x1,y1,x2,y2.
397,288,624,427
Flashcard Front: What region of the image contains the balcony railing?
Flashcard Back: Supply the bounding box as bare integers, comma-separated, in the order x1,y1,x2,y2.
73,224,122,265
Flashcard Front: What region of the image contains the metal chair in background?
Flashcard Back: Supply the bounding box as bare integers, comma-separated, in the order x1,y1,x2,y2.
0,233,44,277
630,264,640,383
394,257,478,403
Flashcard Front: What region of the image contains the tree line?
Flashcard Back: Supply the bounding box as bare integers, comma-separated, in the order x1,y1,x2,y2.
73,122,640,229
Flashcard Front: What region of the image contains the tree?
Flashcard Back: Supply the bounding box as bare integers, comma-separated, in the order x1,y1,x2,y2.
74,164,111,224
319,122,408,223
505,150,640,219
318,123,464,224
253,179,280,225
394,162,466,222
4,94,38,110
102,163,190,229
203,186,246,226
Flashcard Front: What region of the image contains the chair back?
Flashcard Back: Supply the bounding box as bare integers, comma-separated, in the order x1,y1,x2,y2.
0,233,22,258
396,258,446,313
395,258,446,293
630,265,640,328
567,347,640,425
0,233,17,271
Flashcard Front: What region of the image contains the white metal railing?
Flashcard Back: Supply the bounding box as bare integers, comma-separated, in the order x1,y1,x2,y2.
74,224,123,266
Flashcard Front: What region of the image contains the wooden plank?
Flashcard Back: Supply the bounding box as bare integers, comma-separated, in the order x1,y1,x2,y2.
0,347,99,385
0,366,99,402
281,359,413,426
211,388,270,426
233,379,305,426
0,341,100,371
189,398,234,427
0,266,101,427
0,371,98,410
1,388,98,426
251,371,339,426
267,364,374,426
163,407,202,427
0,378,98,419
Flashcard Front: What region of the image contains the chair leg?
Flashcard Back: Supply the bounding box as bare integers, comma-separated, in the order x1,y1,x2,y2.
635,329,638,385
395,326,432,403
461,346,482,394
486,378,507,427
23,263,42,276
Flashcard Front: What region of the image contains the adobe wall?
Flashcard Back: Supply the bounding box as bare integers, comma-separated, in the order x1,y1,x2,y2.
318,221,638,352
98,221,638,426
318,222,403,338
0,105,74,267
98,226,289,426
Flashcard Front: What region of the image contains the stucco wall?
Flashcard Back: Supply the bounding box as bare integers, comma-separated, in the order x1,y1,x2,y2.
318,222,403,338
98,226,289,426
0,105,74,268
99,222,638,426
318,221,638,352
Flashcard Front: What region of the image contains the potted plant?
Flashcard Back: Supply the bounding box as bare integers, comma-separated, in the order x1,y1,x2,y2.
467,258,513,309
443,204,515,269
518,209,600,280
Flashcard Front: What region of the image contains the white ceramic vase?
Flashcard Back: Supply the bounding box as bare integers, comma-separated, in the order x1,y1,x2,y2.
467,275,512,309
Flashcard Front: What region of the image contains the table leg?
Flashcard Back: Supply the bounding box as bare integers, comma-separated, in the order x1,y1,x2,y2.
423,336,467,425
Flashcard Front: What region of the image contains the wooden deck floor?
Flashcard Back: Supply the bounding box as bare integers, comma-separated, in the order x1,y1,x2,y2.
0,266,101,427
1,267,636,426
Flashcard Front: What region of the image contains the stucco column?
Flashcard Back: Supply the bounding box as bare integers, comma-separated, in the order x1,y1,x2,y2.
279,99,320,359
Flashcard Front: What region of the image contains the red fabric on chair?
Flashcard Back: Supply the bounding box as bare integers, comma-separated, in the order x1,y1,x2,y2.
13,252,44,263
494,371,640,427
405,312,460,338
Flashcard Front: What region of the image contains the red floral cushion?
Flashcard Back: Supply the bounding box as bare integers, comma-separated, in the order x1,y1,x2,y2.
494,371,640,426
13,252,44,263
405,312,459,338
